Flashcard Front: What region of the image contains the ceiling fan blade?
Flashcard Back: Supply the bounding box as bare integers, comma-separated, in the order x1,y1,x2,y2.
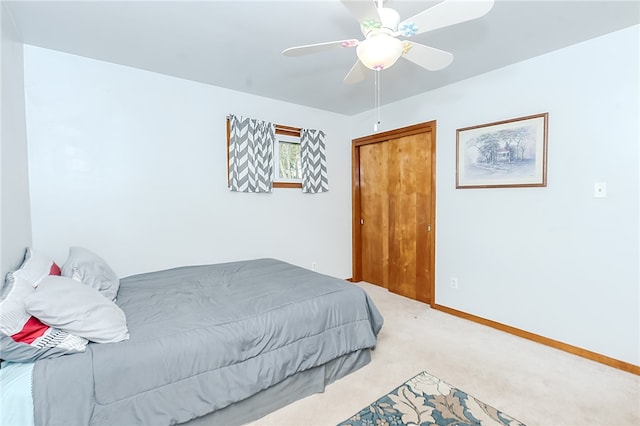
399,0,494,36
402,41,454,71
282,39,359,57
344,60,369,84
340,0,382,25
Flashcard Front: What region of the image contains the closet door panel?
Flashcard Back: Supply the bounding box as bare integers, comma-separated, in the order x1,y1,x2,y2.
386,134,430,301
359,143,389,288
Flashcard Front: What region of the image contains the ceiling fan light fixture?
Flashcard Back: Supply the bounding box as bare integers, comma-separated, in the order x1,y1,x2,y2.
356,34,403,71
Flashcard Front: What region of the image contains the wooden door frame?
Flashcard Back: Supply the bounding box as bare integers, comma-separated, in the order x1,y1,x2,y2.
351,120,437,307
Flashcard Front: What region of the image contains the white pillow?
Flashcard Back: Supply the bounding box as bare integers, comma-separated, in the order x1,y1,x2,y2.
0,250,86,358
61,247,120,301
25,276,129,344
0,274,35,336
12,247,61,288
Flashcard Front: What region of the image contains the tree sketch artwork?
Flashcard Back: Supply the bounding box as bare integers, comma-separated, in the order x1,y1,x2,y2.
465,126,536,177
456,113,548,188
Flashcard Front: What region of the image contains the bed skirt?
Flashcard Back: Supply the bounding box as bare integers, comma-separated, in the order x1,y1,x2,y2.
184,349,372,425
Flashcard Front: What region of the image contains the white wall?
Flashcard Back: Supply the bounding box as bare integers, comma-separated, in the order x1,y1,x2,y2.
21,25,640,366
23,46,353,279
1,3,32,279
352,26,640,365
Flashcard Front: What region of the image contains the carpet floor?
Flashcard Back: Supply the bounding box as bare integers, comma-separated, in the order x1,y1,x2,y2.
248,282,639,426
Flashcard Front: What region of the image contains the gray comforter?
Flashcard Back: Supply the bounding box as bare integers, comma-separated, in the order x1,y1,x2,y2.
32,258,383,425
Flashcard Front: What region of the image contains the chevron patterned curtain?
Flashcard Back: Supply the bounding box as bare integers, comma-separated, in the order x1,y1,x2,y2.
300,129,329,193
228,114,275,193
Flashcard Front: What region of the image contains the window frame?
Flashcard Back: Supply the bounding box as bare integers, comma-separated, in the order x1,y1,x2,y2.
273,133,302,185
273,124,302,189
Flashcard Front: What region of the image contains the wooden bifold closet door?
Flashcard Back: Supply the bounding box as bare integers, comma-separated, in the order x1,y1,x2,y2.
352,121,435,305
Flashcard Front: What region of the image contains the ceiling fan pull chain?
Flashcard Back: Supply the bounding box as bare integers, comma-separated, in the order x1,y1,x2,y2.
374,69,381,132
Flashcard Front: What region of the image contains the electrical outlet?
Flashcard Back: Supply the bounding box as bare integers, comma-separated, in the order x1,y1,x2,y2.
311,262,317,271
450,277,458,289
594,182,607,198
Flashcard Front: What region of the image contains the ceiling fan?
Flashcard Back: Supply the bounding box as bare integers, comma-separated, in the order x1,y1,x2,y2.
282,0,495,84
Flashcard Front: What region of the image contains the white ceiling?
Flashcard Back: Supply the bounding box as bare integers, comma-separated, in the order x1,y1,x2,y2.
4,0,639,115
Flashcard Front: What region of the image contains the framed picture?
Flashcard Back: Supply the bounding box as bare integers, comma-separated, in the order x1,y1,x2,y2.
456,113,548,188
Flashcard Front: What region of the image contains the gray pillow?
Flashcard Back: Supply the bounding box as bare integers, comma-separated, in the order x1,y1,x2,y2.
62,247,120,301
25,276,129,344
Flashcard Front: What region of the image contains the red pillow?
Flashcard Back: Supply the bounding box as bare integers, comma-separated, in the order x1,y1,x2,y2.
10,316,51,344
50,262,62,276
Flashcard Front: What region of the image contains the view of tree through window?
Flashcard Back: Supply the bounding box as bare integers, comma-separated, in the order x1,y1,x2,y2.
278,141,301,180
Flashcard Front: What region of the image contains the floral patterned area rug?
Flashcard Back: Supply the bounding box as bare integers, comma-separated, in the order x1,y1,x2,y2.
337,371,526,426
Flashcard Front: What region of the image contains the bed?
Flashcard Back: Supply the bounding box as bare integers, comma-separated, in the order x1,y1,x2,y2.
0,251,383,425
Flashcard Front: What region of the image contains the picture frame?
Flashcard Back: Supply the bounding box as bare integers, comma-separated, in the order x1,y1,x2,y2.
456,113,548,188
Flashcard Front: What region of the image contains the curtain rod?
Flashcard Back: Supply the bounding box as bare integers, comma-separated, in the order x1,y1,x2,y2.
226,115,302,133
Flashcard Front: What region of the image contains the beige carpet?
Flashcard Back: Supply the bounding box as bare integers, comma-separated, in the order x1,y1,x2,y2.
248,281,640,426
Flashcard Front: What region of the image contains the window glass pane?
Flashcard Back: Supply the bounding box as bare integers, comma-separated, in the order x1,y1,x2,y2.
278,141,301,180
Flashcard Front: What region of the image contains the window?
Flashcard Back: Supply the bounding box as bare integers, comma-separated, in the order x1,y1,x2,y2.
227,117,328,193
274,134,301,184
273,124,302,189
